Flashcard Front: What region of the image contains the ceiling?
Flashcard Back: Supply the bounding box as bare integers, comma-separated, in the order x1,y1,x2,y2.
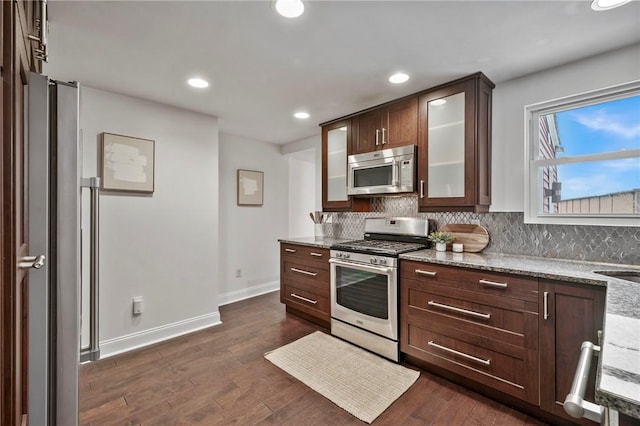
44,1,640,145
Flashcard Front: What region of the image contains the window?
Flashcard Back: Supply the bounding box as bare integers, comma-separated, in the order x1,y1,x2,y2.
525,81,640,226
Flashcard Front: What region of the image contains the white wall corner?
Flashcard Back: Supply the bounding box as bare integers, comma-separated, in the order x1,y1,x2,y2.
98,311,222,359
218,280,279,306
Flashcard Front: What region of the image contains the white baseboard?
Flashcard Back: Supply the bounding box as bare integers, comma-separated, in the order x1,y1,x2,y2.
218,280,279,306
99,311,222,359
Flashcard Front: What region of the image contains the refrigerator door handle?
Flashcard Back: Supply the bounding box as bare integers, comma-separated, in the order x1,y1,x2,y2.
80,177,101,362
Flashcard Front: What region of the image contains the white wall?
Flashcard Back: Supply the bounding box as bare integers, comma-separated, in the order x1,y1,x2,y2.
491,43,640,211
80,87,220,357
282,134,323,210
218,133,289,305
288,149,316,237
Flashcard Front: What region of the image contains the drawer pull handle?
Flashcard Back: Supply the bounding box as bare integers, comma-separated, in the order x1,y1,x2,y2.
310,252,324,257
285,248,297,253
543,291,549,320
415,269,437,277
291,267,318,277
479,279,508,288
428,300,491,320
290,293,318,305
428,341,491,366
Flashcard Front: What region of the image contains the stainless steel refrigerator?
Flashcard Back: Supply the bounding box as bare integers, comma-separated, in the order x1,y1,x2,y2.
28,72,100,426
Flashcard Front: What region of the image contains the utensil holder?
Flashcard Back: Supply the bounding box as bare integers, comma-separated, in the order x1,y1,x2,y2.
314,223,325,238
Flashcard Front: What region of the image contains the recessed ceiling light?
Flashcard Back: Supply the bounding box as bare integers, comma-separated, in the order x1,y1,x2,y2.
388,72,410,84
591,0,632,10
294,112,310,119
430,99,447,106
187,78,209,88
274,0,304,18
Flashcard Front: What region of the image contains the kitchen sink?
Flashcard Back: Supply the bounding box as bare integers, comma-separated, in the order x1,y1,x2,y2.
594,270,640,284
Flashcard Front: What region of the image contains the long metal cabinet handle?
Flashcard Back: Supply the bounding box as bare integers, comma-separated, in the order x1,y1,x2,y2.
80,177,101,362
415,269,437,277
479,279,508,288
285,248,297,253
381,127,386,144
428,340,491,366
19,254,46,269
543,291,549,320
290,293,318,305
291,267,318,277
375,129,380,146
428,300,491,320
563,341,604,423
309,252,323,257
420,180,425,198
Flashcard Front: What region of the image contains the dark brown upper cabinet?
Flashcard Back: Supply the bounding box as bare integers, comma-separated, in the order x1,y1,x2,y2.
417,73,494,212
351,97,418,154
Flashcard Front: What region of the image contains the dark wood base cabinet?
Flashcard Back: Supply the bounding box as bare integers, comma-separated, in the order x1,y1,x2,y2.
401,261,611,426
400,261,540,405
539,279,606,426
280,243,330,328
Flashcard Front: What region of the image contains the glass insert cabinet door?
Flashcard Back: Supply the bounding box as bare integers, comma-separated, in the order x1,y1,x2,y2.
326,126,348,202
427,92,466,198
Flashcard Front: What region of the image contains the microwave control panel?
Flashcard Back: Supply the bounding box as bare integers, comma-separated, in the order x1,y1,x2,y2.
400,159,413,186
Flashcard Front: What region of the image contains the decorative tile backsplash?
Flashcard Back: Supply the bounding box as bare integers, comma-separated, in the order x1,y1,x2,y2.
326,195,639,265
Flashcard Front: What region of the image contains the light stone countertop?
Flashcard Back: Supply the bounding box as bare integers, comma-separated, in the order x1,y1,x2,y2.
400,249,640,419
278,236,354,250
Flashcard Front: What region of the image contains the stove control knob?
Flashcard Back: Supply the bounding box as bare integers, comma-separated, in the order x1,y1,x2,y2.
370,257,378,264
337,252,343,258
344,253,350,259
378,258,387,265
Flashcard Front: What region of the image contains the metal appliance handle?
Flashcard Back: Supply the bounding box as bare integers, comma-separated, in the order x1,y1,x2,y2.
392,160,400,186
19,254,46,270
329,258,394,276
80,177,101,362
563,341,604,423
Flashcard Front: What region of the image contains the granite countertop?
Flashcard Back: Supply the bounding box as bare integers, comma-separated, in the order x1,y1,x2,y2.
400,250,640,419
278,236,354,249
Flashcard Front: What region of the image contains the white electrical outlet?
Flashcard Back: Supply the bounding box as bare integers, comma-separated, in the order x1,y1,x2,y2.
235,268,242,278
132,297,143,315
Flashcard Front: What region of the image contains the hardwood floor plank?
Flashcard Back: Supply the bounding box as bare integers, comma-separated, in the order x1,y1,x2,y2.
79,291,549,425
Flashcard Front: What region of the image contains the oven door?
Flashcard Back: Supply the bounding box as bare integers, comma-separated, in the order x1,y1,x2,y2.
329,258,398,340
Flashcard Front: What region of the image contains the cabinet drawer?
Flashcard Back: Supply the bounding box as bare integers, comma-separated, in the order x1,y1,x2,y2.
281,244,329,268
282,259,329,290
404,322,538,404
401,261,457,285
405,281,527,341
458,269,538,304
282,283,329,314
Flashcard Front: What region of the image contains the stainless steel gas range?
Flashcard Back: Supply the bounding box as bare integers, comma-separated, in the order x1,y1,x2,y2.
329,217,431,361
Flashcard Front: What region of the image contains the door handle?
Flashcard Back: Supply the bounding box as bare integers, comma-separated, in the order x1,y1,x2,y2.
19,254,46,270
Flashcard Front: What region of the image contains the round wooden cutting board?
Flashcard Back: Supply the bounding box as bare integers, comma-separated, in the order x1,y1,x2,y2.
439,224,490,253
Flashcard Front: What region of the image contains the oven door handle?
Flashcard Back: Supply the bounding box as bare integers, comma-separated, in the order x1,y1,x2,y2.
329,258,394,275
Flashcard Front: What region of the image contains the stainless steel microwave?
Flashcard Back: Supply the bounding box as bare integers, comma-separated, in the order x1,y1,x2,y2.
347,145,416,196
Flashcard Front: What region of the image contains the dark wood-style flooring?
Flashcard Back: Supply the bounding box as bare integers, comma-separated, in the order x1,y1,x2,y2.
79,291,547,425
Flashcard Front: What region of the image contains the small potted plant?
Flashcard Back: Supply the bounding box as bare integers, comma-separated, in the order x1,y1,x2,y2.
427,231,454,252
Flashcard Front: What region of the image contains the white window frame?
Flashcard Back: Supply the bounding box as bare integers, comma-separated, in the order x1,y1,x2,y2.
524,81,640,227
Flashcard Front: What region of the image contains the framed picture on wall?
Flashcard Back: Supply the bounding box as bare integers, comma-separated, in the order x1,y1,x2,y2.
101,132,155,193
237,169,264,206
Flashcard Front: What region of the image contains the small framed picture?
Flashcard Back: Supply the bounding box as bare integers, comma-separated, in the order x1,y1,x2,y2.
237,169,264,206
101,132,155,193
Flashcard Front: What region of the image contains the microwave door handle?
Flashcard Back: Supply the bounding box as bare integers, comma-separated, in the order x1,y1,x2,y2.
392,160,400,186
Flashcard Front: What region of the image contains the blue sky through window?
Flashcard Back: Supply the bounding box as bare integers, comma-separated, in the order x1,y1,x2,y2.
553,95,640,200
